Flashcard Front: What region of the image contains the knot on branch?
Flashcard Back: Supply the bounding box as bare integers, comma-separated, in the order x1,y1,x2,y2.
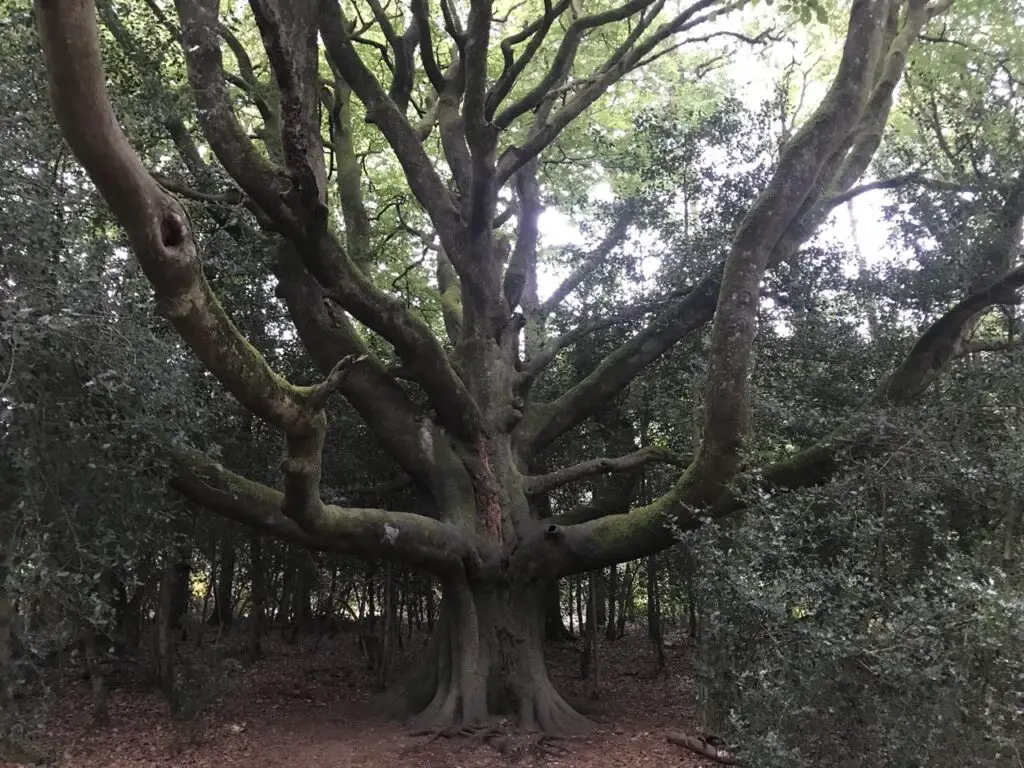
159,209,189,249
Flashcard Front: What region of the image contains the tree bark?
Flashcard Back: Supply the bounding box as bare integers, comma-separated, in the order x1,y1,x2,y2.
209,527,236,628
379,580,593,735
605,565,618,641
0,589,11,717
156,556,189,714
248,533,265,663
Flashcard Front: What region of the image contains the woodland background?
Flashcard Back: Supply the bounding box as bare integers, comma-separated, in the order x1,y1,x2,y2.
3,0,1024,765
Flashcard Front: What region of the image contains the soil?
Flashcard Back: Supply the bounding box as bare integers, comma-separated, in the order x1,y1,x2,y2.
3,630,712,767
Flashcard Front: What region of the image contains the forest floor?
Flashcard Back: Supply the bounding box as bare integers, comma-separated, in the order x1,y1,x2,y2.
5,628,712,768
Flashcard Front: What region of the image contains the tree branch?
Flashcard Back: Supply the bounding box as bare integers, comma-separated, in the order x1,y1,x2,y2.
820,171,979,209
880,265,1024,402
35,0,362,538
486,0,572,119
496,0,743,182
248,0,328,213
692,0,890,496
548,249,1024,575
524,446,687,496
318,0,494,310
525,295,682,378
536,206,634,317
168,445,475,573
519,0,943,451
173,0,297,232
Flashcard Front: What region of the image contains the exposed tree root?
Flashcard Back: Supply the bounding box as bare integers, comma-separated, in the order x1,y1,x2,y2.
408,722,572,761
409,722,498,744
666,731,738,764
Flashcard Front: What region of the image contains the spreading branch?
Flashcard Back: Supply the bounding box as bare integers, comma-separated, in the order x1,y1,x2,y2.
168,445,475,573
524,446,687,496
35,0,360,538
519,0,959,451
550,258,1024,575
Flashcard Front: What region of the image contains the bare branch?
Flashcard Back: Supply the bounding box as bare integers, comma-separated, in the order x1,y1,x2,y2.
824,172,986,209
410,0,448,93
503,161,541,312
520,0,933,452
486,0,572,119
496,0,744,182
693,0,890,496
318,1,490,302
173,0,296,230
537,207,634,317
549,213,1024,576
248,0,328,211
880,265,1024,402
525,446,687,496
525,295,682,378
494,0,662,130
272,251,444,491
956,337,1023,357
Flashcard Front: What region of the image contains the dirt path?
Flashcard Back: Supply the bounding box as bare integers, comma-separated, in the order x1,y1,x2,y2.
6,632,709,767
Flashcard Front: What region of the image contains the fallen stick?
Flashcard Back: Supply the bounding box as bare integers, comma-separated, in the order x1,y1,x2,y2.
665,731,737,764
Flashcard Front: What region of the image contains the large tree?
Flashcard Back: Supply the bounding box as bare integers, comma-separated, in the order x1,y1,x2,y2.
33,0,1016,735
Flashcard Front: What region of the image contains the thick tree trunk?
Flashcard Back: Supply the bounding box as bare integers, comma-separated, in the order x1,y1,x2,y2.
378,580,593,736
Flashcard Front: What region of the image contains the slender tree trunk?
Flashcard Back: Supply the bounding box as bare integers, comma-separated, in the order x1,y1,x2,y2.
377,561,396,689
687,571,699,639
209,528,236,628
605,565,618,640
595,571,607,627
0,588,12,719
156,555,189,714
277,559,296,624
580,575,599,698
426,584,435,634
575,577,584,632
544,579,572,641
81,624,109,726
248,533,265,663
122,575,146,652
646,555,665,671
616,565,632,638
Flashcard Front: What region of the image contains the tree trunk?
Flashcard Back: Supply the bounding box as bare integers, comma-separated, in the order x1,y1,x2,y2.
209,528,236,628
616,565,633,638
377,580,593,735
248,533,265,663
277,559,296,623
0,589,12,717
122,579,146,652
646,555,665,671
605,564,618,640
544,578,572,641
81,624,109,726
156,554,189,713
